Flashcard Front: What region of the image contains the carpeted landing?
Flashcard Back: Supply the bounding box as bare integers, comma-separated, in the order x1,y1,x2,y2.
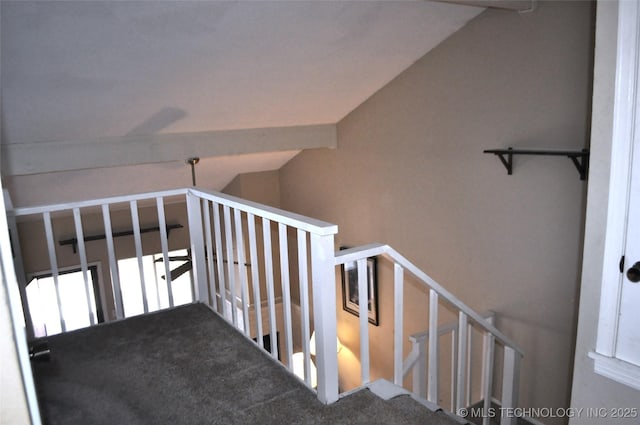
31,303,462,425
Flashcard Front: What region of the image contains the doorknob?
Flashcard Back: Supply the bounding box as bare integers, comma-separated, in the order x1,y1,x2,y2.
628,262,640,283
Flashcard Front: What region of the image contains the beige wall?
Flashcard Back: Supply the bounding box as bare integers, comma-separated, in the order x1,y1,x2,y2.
223,170,281,209
569,1,640,422
278,1,594,421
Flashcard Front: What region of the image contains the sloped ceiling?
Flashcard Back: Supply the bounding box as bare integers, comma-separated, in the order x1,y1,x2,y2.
0,0,485,197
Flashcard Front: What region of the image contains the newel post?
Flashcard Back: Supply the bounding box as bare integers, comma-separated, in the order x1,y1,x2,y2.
310,232,339,404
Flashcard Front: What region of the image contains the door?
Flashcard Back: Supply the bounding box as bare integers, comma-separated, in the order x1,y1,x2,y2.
615,105,640,365
603,0,640,368
592,0,640,389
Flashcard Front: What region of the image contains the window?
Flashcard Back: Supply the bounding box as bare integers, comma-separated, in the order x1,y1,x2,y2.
117,249,193,318
26,265,103,338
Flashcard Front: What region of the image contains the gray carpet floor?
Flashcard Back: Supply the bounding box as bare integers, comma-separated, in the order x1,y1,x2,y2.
32,303,462,425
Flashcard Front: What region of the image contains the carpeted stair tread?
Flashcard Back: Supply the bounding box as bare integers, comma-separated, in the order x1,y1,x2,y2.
387,395,464,425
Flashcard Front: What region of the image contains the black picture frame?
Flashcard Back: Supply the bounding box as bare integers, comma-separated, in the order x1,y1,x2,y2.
340,249,378,326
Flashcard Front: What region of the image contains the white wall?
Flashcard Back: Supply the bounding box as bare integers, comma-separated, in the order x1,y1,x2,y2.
0,270,33,425
0,7,34,419
569,2,640,422
279,2,594,423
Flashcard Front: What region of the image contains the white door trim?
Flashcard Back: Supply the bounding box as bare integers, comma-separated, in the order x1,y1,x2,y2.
0,188,42,424
592,0,640,388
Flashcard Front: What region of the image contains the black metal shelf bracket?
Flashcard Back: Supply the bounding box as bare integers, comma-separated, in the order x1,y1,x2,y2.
59,223,184,253
483,148,590,180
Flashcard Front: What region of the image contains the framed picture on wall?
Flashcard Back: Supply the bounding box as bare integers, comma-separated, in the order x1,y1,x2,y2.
341,248,378,326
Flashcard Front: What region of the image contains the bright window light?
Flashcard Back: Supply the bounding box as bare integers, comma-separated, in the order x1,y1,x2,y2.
26,268,98,338
118,249,193,318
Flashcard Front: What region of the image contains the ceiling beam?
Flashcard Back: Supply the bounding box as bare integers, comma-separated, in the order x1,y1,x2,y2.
1,124,337,176
433,0,536,12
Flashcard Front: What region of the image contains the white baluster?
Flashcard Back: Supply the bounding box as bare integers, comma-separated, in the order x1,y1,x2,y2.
186,193,207,304
279,223,293,369
357,258,370,384
156,198,173,308
223,206,237,326
43,212,65,332
204,200,217,311
297,229,312,386
451,329,458,410
466,322,473,407
72,208,95,326
234,209,250,335
500,347,520,425
248,213,263,347
263,218,278,359
213,203,227,316
456,312,468,413
412,338,427,399
102,204,123,319
130,200,148,313
482,331,495,425
393,263,404,386
428,289,439,403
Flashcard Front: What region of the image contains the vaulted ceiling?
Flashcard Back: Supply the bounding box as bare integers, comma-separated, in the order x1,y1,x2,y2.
2,0,531,195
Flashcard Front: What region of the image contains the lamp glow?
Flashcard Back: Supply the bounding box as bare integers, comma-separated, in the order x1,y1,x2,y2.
292,352,317,388
309,331,342,356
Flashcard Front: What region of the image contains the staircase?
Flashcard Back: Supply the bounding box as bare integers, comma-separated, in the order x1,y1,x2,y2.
6,187,523,425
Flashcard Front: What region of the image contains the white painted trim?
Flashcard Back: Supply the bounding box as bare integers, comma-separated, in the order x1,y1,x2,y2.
13,188,188,216
393,264,404,386
2,124,337,176
12,186,338,237
191,188,337,236
0,189,43,424
357,258,370,384
595,0,639,357
310,232,339,404
102,204,124,319
589,352,640,392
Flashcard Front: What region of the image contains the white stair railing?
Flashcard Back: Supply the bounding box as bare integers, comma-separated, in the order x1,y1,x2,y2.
334,243,523,425
9,187,341,405
8,188,517,414
403,312,496,422
10,188,189,330
187,188,340,404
